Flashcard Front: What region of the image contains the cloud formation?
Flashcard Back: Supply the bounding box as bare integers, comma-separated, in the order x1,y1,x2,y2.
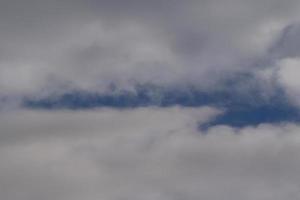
1,1,300,199
0,0,300,97
0,107,300,200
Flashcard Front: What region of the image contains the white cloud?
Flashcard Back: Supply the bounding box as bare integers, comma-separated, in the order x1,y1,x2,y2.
272,58,300,106
0,107,300,200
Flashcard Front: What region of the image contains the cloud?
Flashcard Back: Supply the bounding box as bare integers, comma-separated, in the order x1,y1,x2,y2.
0,107,300,200
0,0,300,97
269,23,300,58
254,22,300,108
1,2,300,199
274,58,300,106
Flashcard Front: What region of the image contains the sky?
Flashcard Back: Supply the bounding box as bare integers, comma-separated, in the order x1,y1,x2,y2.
1,0,300,199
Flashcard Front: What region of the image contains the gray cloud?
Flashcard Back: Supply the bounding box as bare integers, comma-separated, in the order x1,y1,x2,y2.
0,0,300,96
0,107,300,200
270,23,300,58
1,2,300,199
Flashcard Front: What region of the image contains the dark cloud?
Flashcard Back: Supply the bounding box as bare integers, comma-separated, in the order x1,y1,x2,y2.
270,23,300,58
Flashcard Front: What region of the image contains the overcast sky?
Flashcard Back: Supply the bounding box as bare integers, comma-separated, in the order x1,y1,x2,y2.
1,0,300,200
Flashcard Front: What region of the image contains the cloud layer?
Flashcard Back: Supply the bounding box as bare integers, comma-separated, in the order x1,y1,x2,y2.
1,107,300,200
1,1,300,199
0,0,300,98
